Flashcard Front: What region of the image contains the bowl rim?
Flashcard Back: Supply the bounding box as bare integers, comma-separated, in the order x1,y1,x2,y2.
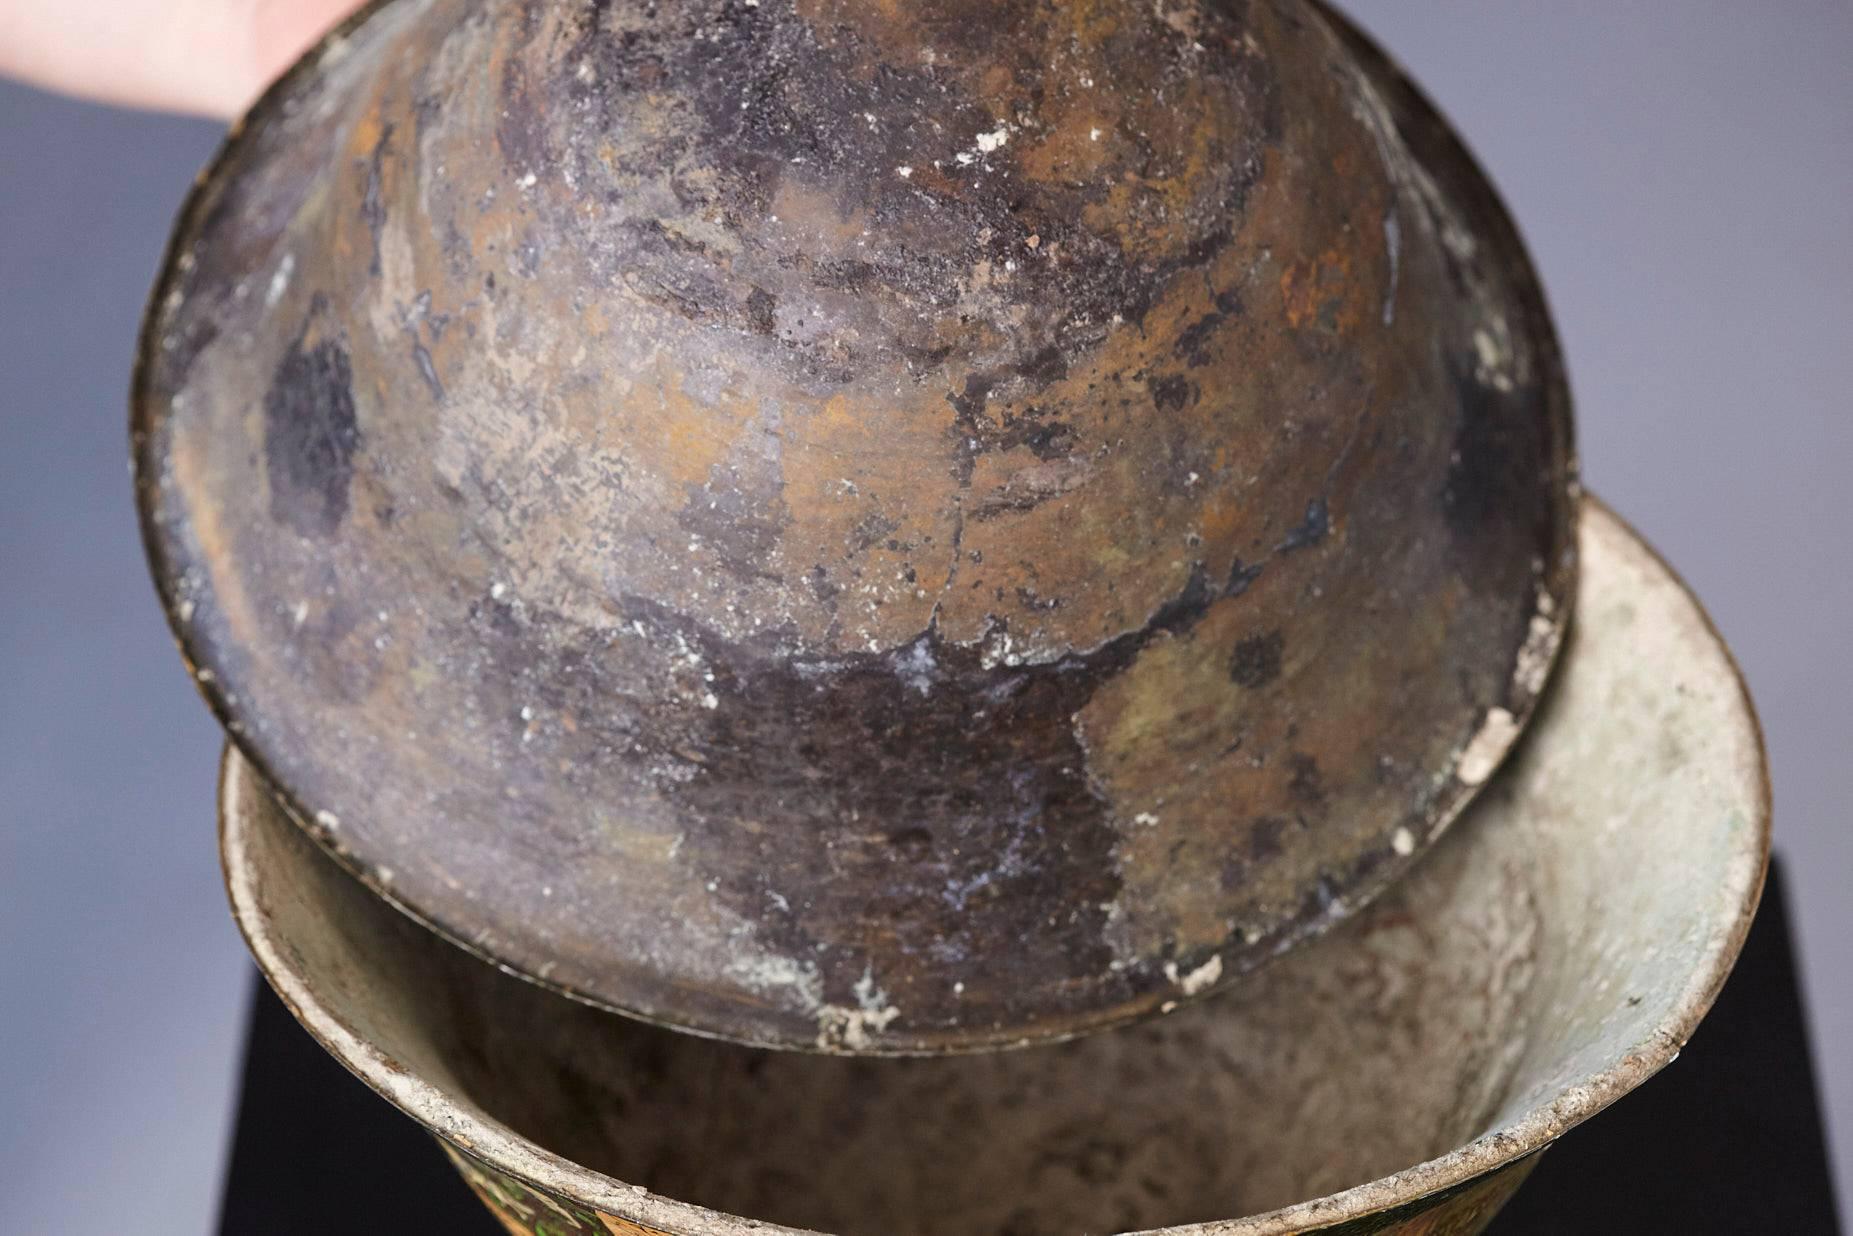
220,494,1771,1236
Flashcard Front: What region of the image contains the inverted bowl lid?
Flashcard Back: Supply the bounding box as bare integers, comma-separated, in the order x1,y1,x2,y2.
220,497,1768,1235
143,0,1575,1052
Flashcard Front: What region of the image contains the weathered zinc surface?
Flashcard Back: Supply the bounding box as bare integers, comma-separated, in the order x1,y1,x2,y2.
137,0,1576,1051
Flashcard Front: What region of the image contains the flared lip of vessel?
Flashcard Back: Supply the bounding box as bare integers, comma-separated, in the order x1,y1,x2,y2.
219,494,1771,1236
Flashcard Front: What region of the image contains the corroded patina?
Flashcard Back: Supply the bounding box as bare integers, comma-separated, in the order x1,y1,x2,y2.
138,0,1576,1051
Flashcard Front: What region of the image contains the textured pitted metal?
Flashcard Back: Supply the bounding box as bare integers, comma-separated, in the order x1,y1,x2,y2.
137,0,1576,1051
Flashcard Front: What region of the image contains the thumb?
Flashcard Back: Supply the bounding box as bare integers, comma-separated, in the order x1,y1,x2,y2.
0,0,364,120
246,0,370,115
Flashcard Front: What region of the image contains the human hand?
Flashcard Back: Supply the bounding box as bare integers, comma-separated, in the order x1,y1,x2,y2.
0,0,365,119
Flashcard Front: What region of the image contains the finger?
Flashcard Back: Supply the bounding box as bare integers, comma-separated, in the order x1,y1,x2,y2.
246,0,369,115
0,0,361,119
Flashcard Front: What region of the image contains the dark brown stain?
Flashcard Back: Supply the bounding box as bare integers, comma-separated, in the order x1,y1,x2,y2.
262,322,359,538
1249,814,1290,861
1150,374,1197,412
1287,752,1327,810
1229,630,1285,688
1174,290,1246,368
744,286,777,336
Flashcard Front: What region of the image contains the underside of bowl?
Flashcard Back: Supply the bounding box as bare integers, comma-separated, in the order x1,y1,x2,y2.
221,498,1765,1236
147,0,1579,1052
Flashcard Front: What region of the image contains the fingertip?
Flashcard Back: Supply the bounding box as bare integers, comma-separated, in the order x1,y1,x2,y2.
244,0,368,114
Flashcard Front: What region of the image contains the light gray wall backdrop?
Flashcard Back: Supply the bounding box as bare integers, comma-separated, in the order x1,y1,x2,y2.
0,4,1845,1232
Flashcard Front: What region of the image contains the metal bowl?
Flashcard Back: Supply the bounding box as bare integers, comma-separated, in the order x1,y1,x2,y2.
137,0,1577,1055
221,500,1763,1236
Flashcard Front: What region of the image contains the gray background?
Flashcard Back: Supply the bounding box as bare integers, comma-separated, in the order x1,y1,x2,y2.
0,3,1844,1231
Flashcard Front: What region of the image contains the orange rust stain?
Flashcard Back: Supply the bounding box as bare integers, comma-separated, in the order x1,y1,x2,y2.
779,388,958,646
1063,0,1127,44
1015,104,1115,186
1279,247,1359,332
644,366,757,492
1076,74,1244,262
792,0,986,64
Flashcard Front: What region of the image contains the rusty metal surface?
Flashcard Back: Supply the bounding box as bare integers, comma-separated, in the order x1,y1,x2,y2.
136,0,1576,1052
